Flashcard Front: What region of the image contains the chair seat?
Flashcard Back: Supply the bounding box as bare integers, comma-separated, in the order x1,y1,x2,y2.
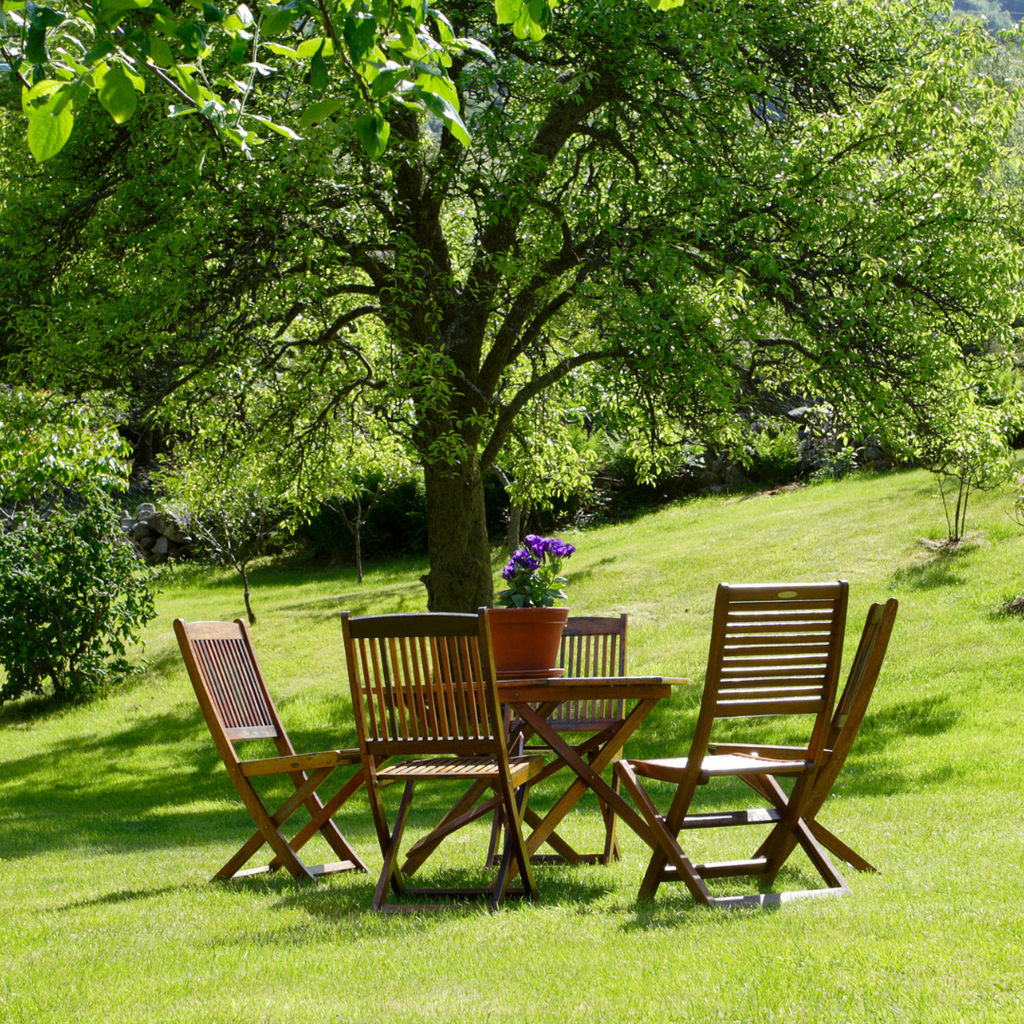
631,754,812,784
378,755,544,784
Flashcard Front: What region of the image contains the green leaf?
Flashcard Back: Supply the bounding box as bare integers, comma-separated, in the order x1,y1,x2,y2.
415,64,458,108
261,4,298,36
202,2,223,22
21,77,62,112
27,94,73,161
171,66,204,103
343,11,377,64
98,65,138,124
25,26,47,65
299,97,344,128
296,36,334,58
262,42,298,59
250,114,303,139
369,65,409,100
354,110,389,158
26,2,65,29
417,90,469,146
82,40,116,64
494,0,518,25
432,9,454,42
146,33,174,68
310,39,327,94
175,20,208,58
453,36,495,62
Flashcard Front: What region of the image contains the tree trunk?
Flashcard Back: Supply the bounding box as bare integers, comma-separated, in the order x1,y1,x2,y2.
353,495,364,584
240,562,257,625
421,455,494,612
506,502,524,554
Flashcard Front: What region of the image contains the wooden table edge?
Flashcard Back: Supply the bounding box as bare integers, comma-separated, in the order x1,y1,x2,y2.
497,676,689,702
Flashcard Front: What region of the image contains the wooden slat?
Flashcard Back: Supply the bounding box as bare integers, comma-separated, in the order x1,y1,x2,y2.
715,696,826,717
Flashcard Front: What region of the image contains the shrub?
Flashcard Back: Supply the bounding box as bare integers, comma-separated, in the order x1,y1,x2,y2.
0,487,157,705
748,425,802,487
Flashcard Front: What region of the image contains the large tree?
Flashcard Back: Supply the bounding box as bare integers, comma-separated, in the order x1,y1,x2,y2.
2,0,1022,611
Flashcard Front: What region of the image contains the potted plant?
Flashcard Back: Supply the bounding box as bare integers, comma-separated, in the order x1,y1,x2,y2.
488,534,576,678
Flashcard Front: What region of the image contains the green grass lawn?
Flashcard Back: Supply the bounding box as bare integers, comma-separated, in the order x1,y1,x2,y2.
2,468,1023,1022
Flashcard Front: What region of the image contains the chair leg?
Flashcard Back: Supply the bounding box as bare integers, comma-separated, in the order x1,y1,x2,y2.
743,771,876,873
304,769,368,870
491,775,539,908
807,819,877,873
491,784,531,910
484,804,505,869
267,768,368,874
372,780,415,912
750,774,847,892
614,762,711,904
219,771,335,881
599,770,622,864
215,826,315,882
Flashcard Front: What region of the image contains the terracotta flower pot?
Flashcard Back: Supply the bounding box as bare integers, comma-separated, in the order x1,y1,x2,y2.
486,606,569,679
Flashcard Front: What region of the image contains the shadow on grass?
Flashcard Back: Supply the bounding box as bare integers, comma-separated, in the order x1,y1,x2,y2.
57,884,186,911
0,696,369,864
278,863,619,921
889,541,984,591
277,583,427,622
0,693,616,881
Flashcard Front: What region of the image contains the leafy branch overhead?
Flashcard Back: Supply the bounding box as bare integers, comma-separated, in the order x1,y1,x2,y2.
0,0,680,160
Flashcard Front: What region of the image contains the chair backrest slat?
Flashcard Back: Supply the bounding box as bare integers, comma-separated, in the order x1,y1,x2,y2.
343,611,505,759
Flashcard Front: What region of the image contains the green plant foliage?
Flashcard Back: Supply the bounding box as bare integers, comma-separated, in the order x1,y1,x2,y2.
0,486,157,705
5,1,1024,615
0,386,131,501
749,425,802,488
0,0,571,160
298,476,429,563
0,387,156,706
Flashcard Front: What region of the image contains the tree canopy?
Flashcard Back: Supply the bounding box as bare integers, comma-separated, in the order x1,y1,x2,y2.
0,0,680,160
3,0,1023,611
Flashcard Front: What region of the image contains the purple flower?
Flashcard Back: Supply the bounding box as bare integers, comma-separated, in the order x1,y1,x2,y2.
495,534,577,608
524,534,548,557
512,548,539,570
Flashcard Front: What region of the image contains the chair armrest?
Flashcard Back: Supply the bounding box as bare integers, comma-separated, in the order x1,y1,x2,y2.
240,749,362,777
708,743,816,761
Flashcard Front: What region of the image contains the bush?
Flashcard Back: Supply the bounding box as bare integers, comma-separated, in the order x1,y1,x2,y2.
748,425,802,487
0,487,157,705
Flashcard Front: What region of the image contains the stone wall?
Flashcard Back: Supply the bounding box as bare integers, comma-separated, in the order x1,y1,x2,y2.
121,503,194,565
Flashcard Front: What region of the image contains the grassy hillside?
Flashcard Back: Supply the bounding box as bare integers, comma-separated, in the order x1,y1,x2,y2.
1,467,1022,1023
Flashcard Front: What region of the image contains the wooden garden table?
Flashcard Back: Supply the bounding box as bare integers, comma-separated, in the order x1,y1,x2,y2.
400,675,687,876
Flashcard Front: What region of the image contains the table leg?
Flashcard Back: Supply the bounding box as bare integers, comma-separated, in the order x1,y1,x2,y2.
511,699,661,856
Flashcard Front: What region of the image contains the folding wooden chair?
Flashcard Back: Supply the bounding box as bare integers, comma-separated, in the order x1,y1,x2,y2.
616,581,850,907
341,609,545,912
175,618,367,882
488,614,629,866
717,599,898,874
